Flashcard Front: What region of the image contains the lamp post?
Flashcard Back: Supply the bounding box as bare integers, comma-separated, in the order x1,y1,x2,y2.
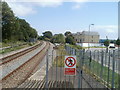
88,24,94,50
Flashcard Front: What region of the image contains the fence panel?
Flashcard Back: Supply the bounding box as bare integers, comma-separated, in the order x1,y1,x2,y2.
44,45,119,89
65,45,119,89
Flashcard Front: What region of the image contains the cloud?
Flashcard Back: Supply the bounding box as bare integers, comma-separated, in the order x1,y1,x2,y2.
4,0,64,16
72,0,119,2
7,2,36,16
72,0,88,2
93,25,118,39
72,2,87,9
4,0,89,16
4,0,118,17
3,0,119,2
33,1,63,7
72,4,81,9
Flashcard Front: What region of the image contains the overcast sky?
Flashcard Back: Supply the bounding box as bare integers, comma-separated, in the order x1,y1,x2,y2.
5,0,119,39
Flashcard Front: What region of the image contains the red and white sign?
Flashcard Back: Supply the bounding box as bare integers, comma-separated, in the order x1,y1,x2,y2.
64,56,76,76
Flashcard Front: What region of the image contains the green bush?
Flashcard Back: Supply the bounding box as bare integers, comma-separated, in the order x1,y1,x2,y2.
67,44,82,50
29,43,33,46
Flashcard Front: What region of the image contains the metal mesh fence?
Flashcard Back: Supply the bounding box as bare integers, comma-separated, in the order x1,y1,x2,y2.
44,45,120,89
65,45,120,89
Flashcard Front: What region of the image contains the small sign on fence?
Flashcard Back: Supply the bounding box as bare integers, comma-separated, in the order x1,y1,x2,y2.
64,56,76,76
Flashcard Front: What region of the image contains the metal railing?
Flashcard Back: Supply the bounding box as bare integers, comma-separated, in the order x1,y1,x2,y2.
65,45,120,89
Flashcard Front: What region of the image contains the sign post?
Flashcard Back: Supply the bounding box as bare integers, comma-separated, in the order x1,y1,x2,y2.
64,56,76,76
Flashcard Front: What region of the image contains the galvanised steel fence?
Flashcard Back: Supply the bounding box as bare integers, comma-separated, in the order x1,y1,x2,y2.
65,45,120,89
45,47,76,88
44,44,120,89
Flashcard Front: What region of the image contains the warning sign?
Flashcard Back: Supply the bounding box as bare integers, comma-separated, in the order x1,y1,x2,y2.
64,56,76,75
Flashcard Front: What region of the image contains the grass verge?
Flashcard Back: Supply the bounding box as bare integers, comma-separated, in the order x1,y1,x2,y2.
0,42,36,54
83,59,119,88
53,45,67,67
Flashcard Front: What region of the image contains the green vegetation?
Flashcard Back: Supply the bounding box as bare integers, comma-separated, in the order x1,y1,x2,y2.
64,31,72,36
66,44,82,49
65,35,76,45
2,1,38,43
104,39,110,47
110,40,116,44
53,44,81,67
65,31,76,45
53,45,66,67
83,59,119,88
1,46,22,54
0,42,36,54
104,39,110,53
39,31,76,45
51,34,65,44
90,46,105,48
18,19,38,41
65,44,119,88
116,38,120,46
42,31,53,41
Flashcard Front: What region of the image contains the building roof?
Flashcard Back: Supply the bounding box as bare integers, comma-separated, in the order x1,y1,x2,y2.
72,32,82,36
82,31,99,36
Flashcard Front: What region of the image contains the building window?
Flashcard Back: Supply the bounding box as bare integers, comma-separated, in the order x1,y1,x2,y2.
80,39,82,43
83,39,84,41
76,39,77,42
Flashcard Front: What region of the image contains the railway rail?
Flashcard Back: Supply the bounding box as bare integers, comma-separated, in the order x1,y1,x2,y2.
17,80,73,88
0,41,43,65
1,42,50,88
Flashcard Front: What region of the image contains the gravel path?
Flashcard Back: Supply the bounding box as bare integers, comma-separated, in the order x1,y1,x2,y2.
0,41,46,80
28,43,56,81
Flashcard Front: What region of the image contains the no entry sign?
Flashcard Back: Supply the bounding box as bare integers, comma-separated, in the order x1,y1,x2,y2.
64,56,76,76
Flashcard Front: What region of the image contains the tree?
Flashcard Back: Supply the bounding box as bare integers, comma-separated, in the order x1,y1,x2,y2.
104,39,110,53
2,1,38,42
51,34,65,44
18,19,38,41
65,35,76,45
42,31,53,41
0,1,2,42
18,19,30,41
116,38,120,46
110,40,116,44
104,39,110,47
38,36,44,40
2,1,20,41
64,31,76,45
64,31,72,36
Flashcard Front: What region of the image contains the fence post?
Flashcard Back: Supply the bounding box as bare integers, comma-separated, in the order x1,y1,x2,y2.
111,50,115,89
78,50,81,88
107,50,110,87
51,50,54,81
56,56,58,87
104,49,108,86
60,50,63,82
89,51,92,72
80,49,85,88
45,49,49,89
100,50,104,80
97,51,100,77
118,48,120,89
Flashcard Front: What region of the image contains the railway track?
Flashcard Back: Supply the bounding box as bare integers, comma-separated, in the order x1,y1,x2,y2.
17,80,73,88
1,42,50,88
0,41,43,65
